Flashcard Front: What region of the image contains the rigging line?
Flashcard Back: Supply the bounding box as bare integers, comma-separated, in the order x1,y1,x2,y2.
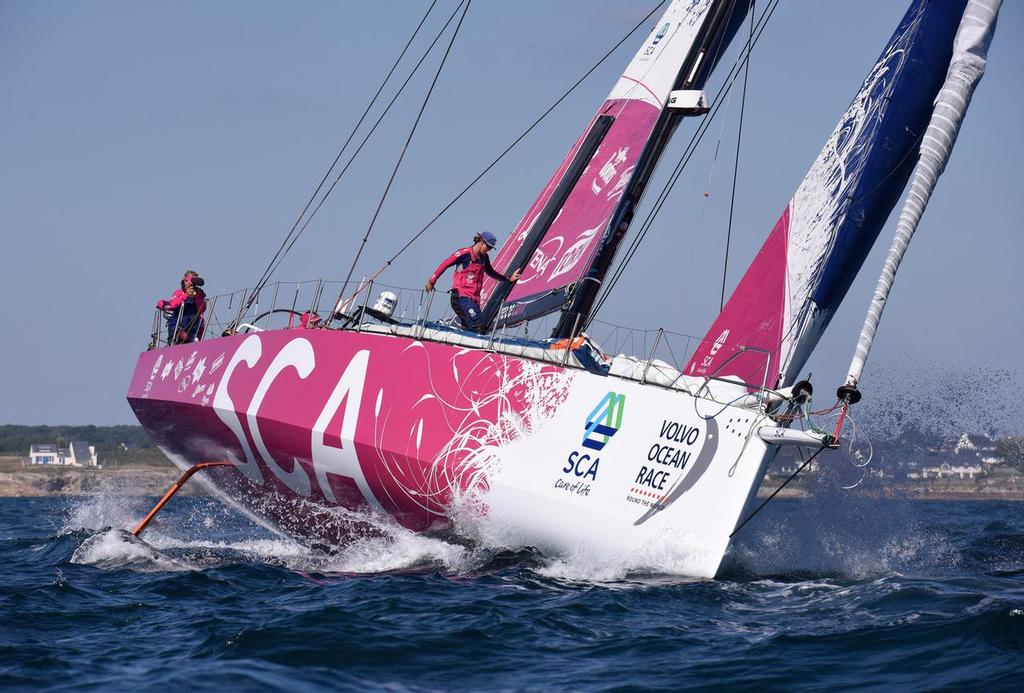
588,0,778,323
247,0,469,311
607,0,748,293
243,0,439,307
591,23,764,325
594,0,778,320
671,68,736,332
729,444,825,538
329,0,668,308
666,0,749,332
720,0,754,312
627,0,744,332
594,0,778,319
336,0,472,306
381,0,669,266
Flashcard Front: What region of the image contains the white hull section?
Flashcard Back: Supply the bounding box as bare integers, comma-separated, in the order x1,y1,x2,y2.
481,373,773,578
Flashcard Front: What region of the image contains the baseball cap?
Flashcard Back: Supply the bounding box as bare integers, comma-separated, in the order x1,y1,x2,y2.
476,231,498,249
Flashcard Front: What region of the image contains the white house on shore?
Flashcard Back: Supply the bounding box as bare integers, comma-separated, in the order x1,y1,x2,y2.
907,462,984,480
28,441,98,467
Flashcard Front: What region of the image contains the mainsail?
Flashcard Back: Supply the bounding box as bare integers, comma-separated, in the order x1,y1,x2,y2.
685,0,971,389
480,0,747,332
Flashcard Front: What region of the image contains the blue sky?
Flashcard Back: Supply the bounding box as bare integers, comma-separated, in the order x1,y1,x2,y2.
1,1,1021,429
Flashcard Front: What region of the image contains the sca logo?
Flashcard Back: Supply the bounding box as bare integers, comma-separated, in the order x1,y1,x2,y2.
643,22,670,56
583,391,625,450
652,22,670,46
563,392,626,481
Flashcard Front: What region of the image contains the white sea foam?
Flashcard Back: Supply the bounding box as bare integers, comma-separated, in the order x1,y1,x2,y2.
62,471,953,583
64,487,474,576
62,490,149,534
70,529,196,572
445,494,713,583
533,531,716,584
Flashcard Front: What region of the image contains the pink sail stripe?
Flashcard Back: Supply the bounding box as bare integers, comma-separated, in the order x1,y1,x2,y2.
482,99,660,304
685,206,789,388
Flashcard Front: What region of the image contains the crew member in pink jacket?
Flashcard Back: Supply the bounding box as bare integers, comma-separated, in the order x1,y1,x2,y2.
425,232,520,333
156,270,207,344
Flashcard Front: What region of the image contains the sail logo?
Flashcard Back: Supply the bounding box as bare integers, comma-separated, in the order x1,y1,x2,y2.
652,22,670,46
548,225,600,281
642,22,671,57
710,329,729,356
582,391,625,451
591,146,629,195
692,329,730,374
527,236,563,278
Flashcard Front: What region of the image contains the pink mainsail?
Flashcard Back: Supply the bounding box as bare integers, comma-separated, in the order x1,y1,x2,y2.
481,0,735,327
686,0,970,390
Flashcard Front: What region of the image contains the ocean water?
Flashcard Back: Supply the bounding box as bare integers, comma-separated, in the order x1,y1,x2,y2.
1,492,1021,692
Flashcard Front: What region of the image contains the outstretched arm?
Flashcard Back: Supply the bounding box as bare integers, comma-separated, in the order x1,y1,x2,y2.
483,255,521,283
157,289,188,311
426,250,464,292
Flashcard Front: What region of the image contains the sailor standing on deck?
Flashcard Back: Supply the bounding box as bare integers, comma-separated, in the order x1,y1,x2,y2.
156,270,207,344
425,232,520,333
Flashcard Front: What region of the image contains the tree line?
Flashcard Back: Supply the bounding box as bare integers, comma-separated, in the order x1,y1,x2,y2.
0,425,155,457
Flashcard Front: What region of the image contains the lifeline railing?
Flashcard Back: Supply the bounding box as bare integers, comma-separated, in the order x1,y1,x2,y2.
148,279,776,404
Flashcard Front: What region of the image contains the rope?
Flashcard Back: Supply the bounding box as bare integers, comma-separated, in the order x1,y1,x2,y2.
327,0,669,312
720,0,754,311
240,1,439,317
256,0,468,311
592,0,778,322
335,0,473,312
588,0,780,324
729,444,825,538
670,74,734,332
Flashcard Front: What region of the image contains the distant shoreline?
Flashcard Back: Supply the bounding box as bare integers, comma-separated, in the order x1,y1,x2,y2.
755,485,1024,501
0,465,207,498
1,465,1022,501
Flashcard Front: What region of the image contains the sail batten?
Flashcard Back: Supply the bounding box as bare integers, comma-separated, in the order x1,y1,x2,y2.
481,114,616,328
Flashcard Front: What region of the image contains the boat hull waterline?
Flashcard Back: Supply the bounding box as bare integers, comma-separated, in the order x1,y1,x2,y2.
127,330,774,578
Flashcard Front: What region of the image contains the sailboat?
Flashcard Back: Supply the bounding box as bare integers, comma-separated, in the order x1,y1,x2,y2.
126,0,1000,578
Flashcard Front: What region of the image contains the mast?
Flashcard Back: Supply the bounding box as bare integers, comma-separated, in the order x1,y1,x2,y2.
841,0,1000,402
551,0,743,339
477,0,747,335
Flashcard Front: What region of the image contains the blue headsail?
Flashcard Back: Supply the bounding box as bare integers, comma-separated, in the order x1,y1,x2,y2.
687,0,970,389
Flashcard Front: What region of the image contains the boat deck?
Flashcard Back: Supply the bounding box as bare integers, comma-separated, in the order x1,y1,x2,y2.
148,278,776,410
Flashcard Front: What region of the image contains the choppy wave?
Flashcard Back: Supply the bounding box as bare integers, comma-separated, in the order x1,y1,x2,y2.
2,492,1021,691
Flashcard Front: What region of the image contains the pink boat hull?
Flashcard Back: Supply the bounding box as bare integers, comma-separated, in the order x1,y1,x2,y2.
128,327,776,577
128,328,575,539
